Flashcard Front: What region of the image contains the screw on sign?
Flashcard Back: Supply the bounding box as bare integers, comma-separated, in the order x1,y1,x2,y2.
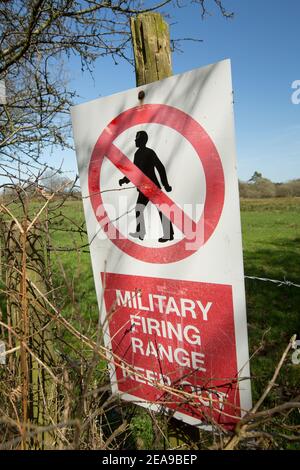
71,60,252,429
88,103,225,264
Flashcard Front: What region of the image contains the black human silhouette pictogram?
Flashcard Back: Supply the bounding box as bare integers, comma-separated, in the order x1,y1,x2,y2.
119,131,174,242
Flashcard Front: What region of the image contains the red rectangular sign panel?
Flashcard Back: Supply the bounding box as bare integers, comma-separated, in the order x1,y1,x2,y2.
102,272,241,428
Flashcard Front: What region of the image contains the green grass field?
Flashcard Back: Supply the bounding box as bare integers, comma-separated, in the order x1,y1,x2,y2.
240,198,300,414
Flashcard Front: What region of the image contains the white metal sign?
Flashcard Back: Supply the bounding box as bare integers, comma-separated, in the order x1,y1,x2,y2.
71,59,252,429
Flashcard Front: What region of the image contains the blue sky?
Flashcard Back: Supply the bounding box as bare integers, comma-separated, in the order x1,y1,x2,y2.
58,0,300,183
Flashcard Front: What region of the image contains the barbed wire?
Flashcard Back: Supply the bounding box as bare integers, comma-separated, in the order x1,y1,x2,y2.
245,275,300,289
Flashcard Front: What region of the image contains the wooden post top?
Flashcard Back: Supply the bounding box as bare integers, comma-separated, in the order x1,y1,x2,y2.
130,13,172,87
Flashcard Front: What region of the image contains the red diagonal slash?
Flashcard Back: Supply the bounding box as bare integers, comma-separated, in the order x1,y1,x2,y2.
107,142,198,239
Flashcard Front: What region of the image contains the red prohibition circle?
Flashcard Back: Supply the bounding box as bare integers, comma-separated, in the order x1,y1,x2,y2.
88,104,225,264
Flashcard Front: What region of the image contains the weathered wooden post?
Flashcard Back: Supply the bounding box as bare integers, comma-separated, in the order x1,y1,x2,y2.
130,13,172,87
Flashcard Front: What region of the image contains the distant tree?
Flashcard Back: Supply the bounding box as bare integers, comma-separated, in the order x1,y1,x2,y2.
241,178,300,199
288,179,300,196
239,180,258,198
248,171,263,183
275,183,292,197
276,179,300,197
240,173,276,198
40,169,73,193
254,177,276,198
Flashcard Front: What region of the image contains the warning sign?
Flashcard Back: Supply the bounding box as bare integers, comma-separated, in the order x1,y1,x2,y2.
88,103,225,263
102,272,240,427
71,59,252,429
